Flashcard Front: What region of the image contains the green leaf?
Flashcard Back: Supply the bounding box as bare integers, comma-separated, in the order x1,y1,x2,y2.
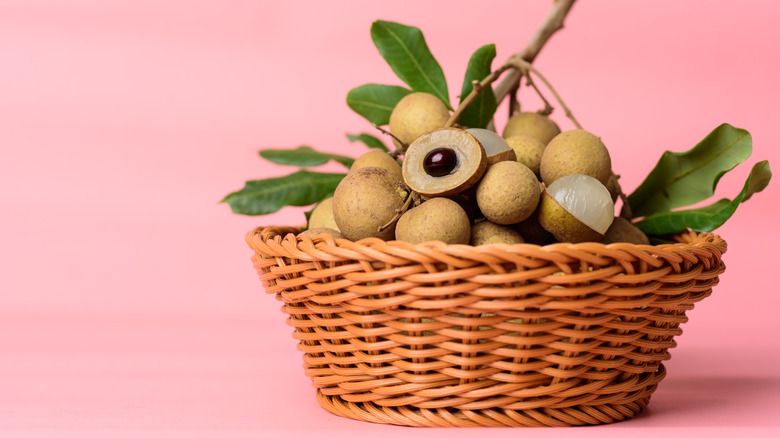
346,133,389,152
346,83,412,126
370,20,451,109
635,160,772,235
221,170,346,216
458,44,497,129
259,146,354,169
628,123,752,218
742,160,772,202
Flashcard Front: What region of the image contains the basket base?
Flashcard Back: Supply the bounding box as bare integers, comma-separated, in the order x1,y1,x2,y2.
314,364,665,427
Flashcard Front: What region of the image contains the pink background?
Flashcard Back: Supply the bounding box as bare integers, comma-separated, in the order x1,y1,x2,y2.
2,0,779,436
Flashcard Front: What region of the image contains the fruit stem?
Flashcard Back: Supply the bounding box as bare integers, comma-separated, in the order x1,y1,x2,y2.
377,189,417,233
372,124,408,157
523,74,554,116
616,175,634,221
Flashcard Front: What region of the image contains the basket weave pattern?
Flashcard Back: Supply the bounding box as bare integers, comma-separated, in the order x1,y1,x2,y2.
247,226,726,427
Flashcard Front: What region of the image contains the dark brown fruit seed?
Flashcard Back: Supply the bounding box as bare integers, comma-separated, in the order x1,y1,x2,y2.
423,147,458,177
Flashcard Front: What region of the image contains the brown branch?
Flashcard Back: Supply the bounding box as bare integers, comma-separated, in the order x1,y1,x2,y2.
447,56,581,130
444,64,513,127
444,0,577,128
494,0,577,106
507,57,582,129
523,74,554,115
507,82,521,119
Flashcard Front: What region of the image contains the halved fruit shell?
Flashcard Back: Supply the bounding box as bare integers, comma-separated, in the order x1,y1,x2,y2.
402,128,487,197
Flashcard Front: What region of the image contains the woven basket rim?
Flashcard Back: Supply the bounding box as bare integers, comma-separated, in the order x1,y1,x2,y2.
246,225,727,260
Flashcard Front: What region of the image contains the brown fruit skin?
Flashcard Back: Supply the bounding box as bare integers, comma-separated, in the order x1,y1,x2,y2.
505,135,546,179
448,193,478,224
389,92,450,148
395,197,470,245
514,211,551,244
600,217,650,245
351,150,403,181
470,220,525,245
486,148,517,166
540,129,612,186
606,173,620,202
307,197,339,232
476,161,541,225
302,227,344,240
502,112,561,145
332,167,407,241
537,191,604,243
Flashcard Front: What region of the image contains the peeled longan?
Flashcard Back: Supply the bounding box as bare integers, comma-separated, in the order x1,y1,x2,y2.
538,174,615,243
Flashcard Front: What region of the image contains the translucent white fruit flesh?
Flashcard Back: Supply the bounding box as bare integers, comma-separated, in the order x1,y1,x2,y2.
466,128,512,155
545,174,614,234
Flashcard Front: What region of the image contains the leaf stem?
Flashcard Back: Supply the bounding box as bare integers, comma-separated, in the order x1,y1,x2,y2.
373,124,408,157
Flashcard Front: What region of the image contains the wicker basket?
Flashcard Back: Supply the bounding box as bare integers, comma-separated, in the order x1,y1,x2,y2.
246,226,726,427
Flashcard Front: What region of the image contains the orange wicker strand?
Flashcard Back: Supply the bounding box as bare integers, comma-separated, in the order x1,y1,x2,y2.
248,226,726,427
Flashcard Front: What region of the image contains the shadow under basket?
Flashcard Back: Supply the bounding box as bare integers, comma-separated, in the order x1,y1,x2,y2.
246,226,727,427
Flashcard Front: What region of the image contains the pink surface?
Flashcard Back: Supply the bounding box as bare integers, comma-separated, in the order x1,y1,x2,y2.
1,0,779,436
